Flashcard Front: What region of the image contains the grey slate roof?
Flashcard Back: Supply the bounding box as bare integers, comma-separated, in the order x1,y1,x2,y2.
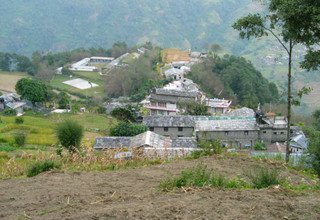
224,107,255,118
195,119,259,131
143,115,195,127
172,137,197,148
154,88,198,98
94,137,131,149
131,131,172,148
290,133,308,149
94,131,173,150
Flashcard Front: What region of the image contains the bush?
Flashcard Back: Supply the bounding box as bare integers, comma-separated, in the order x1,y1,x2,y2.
27,160,61,177
253,141,267,150
246,167,281,189
0,145,17,152
110,122,147,136
56,120,84,152
15,117,24,124
159,164,248,191
2,108,16,116
190,139,222,159
111,107,136,122
307,128,320,179
13,132,26,147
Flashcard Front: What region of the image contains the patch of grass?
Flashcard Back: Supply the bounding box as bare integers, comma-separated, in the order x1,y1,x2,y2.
26,160,61,177
246,167,281,189
159,164,249,191
0,145,17,152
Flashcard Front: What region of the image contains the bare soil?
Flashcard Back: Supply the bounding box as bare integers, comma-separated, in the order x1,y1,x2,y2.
0,72,26,93
1,156,320,220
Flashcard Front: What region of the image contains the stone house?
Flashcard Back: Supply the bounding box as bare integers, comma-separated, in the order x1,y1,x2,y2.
0,93,26,115
94,131,197,158
205,98,232,114
257,112,288,143
195,118,260,148
146,89,201,116
143,115,195,138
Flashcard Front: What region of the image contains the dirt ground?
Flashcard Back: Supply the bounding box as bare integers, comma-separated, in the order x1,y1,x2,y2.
1,156,320,220
0,72,26,93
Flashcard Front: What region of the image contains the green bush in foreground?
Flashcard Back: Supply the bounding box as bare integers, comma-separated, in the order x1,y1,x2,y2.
27,160,61,177
56,120,84,152
14,117,24,124
246,167,281,189
13,132,26,147
159,164,249,191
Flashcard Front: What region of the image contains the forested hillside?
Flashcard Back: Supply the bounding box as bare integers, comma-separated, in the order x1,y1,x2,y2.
0,0,260,55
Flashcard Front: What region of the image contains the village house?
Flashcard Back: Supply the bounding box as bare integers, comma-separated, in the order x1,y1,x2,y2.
257,112,288,143
195,117,260,148
143,115,195,138
145,88,201,116
0,93,27,115
94,131,197,158
205,98,232,114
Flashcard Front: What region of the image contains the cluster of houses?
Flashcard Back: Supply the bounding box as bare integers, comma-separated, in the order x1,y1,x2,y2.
56,47,148,74
0,93,29,115
94,107,308,158
141,78,232,116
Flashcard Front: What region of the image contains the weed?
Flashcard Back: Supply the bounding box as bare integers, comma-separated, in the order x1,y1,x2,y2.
27,160,61,177
246,167,281,189
0,145,16,152
15,117,24,124
13,132,27,147
159,164,249,191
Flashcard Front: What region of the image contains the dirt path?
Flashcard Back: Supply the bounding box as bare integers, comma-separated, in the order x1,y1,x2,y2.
1,156,319,219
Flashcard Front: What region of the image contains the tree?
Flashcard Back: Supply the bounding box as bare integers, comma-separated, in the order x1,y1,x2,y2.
111,107,136,122
232,0,319,162
57,91,70,109
268,0,320,70
306,129,320,178
61,67,73,76
178,101,210,116
312,109,320,131
56,120,84,152
110,122,147,137
15,78,49,105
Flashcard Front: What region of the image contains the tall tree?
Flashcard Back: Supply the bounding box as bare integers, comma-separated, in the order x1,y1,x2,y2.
233,0,320,162
15,78,49,104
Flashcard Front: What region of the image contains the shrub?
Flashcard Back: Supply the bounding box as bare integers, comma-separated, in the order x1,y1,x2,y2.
307,129,320,179
27,160,61,177
0,145,17,152
110,122,147,136
13,132,26,147
253,141,267,150
159,164,248,191
15,117,24,124
2,108,16,116
111,107,136,122
246,167,281,189
189,139,222,159
56,120,84,152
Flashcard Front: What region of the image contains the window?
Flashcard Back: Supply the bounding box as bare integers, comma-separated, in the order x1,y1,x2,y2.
263,131,267,134
164,127,168,132
280,132,284,135
273,132,277,135
178,135,183,137
225,131,229,136
149,127,154,131
178,127,183,132
158,102,166,108
244,131,249,135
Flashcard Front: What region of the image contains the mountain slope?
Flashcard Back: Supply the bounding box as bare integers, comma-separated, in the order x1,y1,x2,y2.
0,0,260,55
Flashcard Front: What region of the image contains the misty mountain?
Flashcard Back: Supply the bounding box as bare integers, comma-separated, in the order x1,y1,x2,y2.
0,0,262,55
